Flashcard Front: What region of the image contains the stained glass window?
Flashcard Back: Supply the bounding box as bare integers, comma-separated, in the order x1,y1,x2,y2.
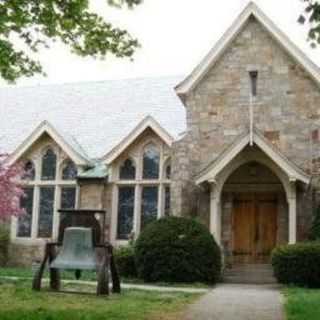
141,186,158,229
117,187,135,240
17,187,34,237
22,161,35,180
60,187,76,209
62,160,77,180
38,186,55,238
143,144,160,179
120,159,136,180
41,148,57,180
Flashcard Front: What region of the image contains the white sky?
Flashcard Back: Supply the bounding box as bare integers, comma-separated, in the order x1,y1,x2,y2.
2,0,319,87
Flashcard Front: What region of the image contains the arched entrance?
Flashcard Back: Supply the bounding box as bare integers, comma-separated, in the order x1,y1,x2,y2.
196,131,311,268
221,162,286,265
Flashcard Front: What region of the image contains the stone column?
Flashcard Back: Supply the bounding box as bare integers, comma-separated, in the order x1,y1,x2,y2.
288,181,297,244
210,181,221,245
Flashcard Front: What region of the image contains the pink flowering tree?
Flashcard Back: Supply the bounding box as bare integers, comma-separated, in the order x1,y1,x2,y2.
0,154,25,222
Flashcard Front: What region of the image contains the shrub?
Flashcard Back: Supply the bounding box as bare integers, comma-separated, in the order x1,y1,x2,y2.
135,217,221,284
0,225,9,266
272,242,320,287
114,245,137,278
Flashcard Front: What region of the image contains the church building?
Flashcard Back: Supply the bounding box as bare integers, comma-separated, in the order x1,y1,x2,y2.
3,3,320,267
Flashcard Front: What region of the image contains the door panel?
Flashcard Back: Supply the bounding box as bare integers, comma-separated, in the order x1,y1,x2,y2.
256,200,277,263
233,193,277,264
233,196,255,264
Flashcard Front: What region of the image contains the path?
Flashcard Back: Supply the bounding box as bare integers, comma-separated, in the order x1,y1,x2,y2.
184,284,284,320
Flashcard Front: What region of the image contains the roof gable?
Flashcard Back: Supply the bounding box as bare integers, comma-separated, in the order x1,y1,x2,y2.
176,2,320,96
7,121,91,166
196,129,310,185
102,116,174,164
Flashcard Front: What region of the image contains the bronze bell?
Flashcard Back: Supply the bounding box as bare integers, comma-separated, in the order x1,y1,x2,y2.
50,227,97,273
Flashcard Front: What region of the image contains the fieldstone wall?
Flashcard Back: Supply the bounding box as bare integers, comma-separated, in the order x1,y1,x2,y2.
172,16,320,240
8,243,43,267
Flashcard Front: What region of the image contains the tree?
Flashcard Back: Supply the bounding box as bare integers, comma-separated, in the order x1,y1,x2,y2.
0,154,25,221
299,0,320,47
0,0,142,82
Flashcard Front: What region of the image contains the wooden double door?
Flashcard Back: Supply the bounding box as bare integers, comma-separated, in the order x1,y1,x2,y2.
233,193,278,264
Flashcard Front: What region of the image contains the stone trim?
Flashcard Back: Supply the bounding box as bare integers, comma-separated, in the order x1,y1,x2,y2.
7,121,89,166
102,116,174,164
196,129,310,185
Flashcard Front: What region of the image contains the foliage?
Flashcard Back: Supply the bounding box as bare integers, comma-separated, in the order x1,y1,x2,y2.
0,0,142,82
114,244,137,278
0,154,25,221
135,216,221,284
284,287,320,320
0,225,10,266
299,1,320,48
310,205,320,240
272,242,320,287
0,281,198,320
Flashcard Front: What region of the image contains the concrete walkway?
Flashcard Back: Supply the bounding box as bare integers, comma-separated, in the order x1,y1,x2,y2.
184,284,284,320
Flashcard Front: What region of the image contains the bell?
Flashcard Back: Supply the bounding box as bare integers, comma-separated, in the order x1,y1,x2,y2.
50,227,97,271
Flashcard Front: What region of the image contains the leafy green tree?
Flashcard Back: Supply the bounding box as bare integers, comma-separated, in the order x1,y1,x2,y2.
0,0,142,82
299,0,320,47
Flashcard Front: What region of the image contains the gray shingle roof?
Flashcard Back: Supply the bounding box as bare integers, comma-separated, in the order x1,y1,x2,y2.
0,76,186,160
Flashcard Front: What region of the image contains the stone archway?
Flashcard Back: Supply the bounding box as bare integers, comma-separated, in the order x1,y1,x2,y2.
220,161,287,265
208,145,298,252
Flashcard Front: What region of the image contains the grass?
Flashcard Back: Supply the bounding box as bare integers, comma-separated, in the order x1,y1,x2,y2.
284,287,320,320
0,267,211,288
0,279,199,320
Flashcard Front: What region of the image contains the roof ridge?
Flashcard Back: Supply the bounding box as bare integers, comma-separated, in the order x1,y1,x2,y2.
0,75,184,91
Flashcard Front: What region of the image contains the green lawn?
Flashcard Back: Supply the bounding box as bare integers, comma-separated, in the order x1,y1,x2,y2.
0,279,198,320
0,267,210,288
284,287,320,320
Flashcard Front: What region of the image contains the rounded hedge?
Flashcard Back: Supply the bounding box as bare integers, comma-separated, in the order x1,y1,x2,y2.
135,217,221,284
272,242,320,287
114,245,137,278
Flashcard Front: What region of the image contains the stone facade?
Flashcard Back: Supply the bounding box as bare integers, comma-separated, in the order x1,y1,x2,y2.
172,17,320,252
7,12,320,267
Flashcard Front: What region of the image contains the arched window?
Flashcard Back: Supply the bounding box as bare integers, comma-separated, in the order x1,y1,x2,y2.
62,160,78,180
41,148,57,181
22,160,35,180
120,158,136,180
142,144,160,179
164,161,171,180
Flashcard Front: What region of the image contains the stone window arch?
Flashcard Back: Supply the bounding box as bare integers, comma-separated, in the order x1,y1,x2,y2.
41,147,57,181
119,158,136,180
142,143,160,180
62,159,78,180
22,160,36,180
164,158,171,180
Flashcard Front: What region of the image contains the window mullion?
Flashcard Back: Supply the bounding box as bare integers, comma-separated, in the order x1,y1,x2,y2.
31,185,40,239
158,184,164,219
52,185,60,240
133,184,141,238
111,184,119,242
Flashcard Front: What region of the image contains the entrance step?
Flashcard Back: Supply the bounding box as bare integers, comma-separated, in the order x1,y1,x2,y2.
223,264,277,284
